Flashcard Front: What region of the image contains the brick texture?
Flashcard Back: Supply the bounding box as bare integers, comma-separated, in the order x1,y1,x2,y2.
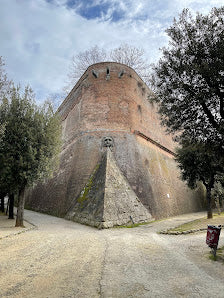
25,62,206,222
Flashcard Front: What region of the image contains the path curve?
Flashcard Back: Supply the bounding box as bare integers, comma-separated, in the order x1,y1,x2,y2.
0,210,224,297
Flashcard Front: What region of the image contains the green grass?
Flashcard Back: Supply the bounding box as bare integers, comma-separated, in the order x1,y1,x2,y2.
168,218,206,232
114,221,152,229
208,246,224,263
166,212,224,233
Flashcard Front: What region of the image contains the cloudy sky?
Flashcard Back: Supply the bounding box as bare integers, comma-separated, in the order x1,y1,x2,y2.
0,0,223,105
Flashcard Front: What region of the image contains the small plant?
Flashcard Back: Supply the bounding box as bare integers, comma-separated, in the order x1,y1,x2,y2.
208,246,224,263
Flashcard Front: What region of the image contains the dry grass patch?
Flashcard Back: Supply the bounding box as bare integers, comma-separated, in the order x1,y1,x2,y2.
161,212,224,234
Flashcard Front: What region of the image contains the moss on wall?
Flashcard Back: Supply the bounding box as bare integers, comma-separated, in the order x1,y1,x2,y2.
77,164,100,204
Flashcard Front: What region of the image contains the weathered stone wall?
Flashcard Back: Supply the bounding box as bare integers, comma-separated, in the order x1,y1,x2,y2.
25,62,206,222
66,148,152,228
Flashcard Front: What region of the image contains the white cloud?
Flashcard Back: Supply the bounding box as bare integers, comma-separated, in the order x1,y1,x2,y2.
0,0,223,103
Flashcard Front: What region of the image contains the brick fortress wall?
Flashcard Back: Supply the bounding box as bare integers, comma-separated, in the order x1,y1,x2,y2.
25,62,205,221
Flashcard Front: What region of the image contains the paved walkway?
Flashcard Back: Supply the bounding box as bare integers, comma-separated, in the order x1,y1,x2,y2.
0,210,224,298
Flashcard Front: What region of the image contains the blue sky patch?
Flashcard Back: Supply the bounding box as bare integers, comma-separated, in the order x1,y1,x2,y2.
110,9,125,22
65,0,124,21
75,3,110,19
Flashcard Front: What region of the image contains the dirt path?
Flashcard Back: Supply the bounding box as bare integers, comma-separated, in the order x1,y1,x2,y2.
0,210,224,297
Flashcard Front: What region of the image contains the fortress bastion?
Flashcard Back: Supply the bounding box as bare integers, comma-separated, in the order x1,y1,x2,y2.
25,62,205,228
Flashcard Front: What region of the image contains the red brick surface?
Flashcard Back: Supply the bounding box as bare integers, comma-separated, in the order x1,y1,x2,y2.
25,62,206,220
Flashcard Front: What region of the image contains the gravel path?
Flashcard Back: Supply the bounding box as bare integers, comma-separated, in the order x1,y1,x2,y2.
0,210,224,298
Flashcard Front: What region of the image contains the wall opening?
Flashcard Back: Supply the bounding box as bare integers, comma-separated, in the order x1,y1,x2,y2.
118,70,124,78
106,68,110,80
92,70,98,78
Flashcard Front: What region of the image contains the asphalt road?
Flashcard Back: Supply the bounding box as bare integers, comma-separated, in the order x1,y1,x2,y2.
0,210,224,298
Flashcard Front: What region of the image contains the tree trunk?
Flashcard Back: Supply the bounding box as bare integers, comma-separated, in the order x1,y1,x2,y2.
6,197,9,215
206,186,213,219
0,194,5,213
215,196,221,215
8,193,14,219
15,188,25,227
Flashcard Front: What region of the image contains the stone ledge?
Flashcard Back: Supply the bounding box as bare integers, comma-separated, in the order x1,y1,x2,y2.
159,224,224,235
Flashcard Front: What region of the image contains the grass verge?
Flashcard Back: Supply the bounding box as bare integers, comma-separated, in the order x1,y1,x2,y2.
114,221,153,228
160,212,224,234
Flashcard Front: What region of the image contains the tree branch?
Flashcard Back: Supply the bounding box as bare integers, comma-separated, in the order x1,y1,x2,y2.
202,76,224,119
184,84,220,131
220,96,224,119
199,99,220,130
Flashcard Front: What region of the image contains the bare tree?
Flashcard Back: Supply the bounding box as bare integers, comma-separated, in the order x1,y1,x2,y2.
64,46,107,93
64,44,151,93
110,43,151,85
46,92,67,112
109,43,144,67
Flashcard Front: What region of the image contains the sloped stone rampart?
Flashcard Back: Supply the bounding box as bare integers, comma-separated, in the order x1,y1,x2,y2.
66,149,152,228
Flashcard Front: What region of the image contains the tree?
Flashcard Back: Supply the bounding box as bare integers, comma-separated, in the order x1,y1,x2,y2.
0,193,5,213
109,43,151,85
150,7,224,217
8,194,14,219
0,56,12,104
0,87,61,227
64,45,107,93
150,7,224,146
65,43,150,93
0,57,12,214
211,177,224,214
175,140,223,218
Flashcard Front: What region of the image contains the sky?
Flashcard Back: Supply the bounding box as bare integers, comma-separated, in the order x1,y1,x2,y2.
0,0,223,105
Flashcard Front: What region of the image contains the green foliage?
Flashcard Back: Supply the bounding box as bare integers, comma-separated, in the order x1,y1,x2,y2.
212,180,224,197
0,58,61,226
175,140,224,218
0,57,12,143
0,56,12,104
151,8,224,217
175,141,221,189
211,179,224,210
150,7,224,145
0,86,62,194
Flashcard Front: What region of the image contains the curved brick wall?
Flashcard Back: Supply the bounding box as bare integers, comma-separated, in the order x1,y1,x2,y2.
59,62,175,152
25,62,206,220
